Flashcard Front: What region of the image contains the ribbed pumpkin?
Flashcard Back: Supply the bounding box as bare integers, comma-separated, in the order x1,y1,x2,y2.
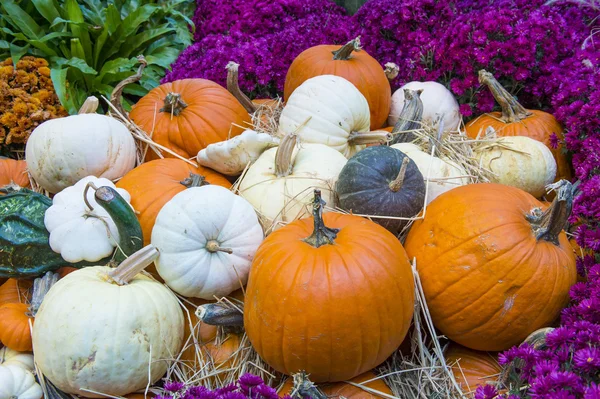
0,279,32,307
0,303,33,351
446,344,501,397
465,70,571,182
404,181,577,351
130,79,251,161
244,190,414,382
278,371,393,398
284,37,391,130
0,159,29,189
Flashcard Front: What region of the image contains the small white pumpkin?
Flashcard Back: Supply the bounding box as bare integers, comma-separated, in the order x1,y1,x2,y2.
0,364,42,399
0,348,34,372
238,134,347,231
389,81,461,131
152,185,264,299
474,136,557,198
392,143,468,204
44,176,132,263
278,75,387,158
25,113,136,193
197,129,280,175
32,246,183,398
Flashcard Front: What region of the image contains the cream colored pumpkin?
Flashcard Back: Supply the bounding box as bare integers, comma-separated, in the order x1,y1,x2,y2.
392,143,468,203
474,136,557,198
25,114,136,193
0,365,42,399
32,247,184,398
152,185,264,299
197,129,279,176
238,134,347,231
0,348,34,372
389,81,461,131
278,75,386,158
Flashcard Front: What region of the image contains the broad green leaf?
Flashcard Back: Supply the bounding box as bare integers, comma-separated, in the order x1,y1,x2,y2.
167,17,193,46
97,57,138,79
31,0,62,24
123,26,174,56
50,67,77,114
70,38,86,60
145,48,180,68
39,32,72,42
27,39,58,56
66,57,97,75
92,27,109,68
65,0,93,63
80,0,104,26
49,18,91,29
0,40,9,50
123,83,147,97
1,0,43,39
9,43,30,66
101,70,135,85
1,27,28,41
105,5,121,36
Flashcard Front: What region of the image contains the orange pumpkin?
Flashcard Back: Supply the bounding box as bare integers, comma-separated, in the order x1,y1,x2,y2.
244,190,414,382
284,37,391,130
278,371,393,398
180,297,218,364
125,394,154,399
0,279,32,307
465,70,571,182
0,302,33,351
0,158,29,188
130,79,251,161
56,267,78,279
204,333,243,372
446,344,501,397
404,182,577,351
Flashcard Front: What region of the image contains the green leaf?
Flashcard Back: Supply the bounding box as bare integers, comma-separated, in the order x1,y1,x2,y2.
31,0,62,24
50,68,77,114
123,25,174,56
145,48,180,68
66,57,97,75
65,0,93,63
27,39,58,57
105,5,121,36
1,27,28,42
70,38,86,60
80,0,104,26
0,40,9,50
122,83,147,97
9,43,30,66
92,27,109,68
1,0,44,39
97,57,138,79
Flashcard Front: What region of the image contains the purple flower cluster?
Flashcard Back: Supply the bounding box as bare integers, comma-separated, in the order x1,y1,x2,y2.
157,374,286,399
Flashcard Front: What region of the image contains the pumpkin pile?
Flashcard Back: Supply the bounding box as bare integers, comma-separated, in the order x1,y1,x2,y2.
0,36,581,399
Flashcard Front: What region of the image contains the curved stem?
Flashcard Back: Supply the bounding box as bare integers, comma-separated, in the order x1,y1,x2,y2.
226,61,257,114
274,133,297,177
347,131,392,146
78,96,99,114
391,89,423,144
478,69,533,123
107,245,159,285
389,157,410,192
526,180,573,245
205,240,233,254
331,36,362,60
180,173,210,188
196,303,243,327
289,372,328,399
29,271,59,316
110,55,147,117
384,62,399,80
303,190,339,248
83,182,99,211
159,93,188,116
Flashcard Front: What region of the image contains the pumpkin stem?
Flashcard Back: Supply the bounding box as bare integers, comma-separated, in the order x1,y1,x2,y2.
226,61,257,114
347,130,392,146
110,55,147,117
180,173,210,188
389,157,410,192
107,244,159,285
78,96,99,114
29,271,59,316
384,62,399,80
391,89,423,144
303,190,339,248
332,36,362,60
526,180,573,245
274,133,298,177
83,182,99,211
478,69,533,123
289,372,328,399
205,240,233,254
160,93,188,117
196,303,244,327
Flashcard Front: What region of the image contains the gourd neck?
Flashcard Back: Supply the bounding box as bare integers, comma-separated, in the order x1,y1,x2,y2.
180,173,210,188
107,245,159,285
78,96,99,114
331,36,362,60
160,92,188,116
226,61,257,114
303,190,339,248
478,69,533,123
29,272,59,316
274,133,297,177
390,89,423,144
289,372,328,399
389,157,410,192
197,303,244,334
347,131,392,146
526,180,573,245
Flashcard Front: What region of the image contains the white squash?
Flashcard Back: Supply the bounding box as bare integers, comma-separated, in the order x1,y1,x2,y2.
389,81,461,131
238,134,347,231
0,365,42,399
392,143,468,204
44,176,132,263
278,75,388,158
25,113,136,193
32,246,183,398
0,348,34,372
474,136,557,198
197,129,279,175
152,185,264,299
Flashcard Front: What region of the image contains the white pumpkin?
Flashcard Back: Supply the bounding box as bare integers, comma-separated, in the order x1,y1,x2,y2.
44,176,132,263
474,136,557,198
392,143,468,204
0,348,34,372
389,81,461,131
152,185,264,299
278,75,386,158
32,246,183,398
238,134,347,231
197,129,280,175
0,365,42,399
25,113,136,193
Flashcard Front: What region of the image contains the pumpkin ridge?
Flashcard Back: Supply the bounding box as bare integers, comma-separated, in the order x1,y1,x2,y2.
284,95,355,141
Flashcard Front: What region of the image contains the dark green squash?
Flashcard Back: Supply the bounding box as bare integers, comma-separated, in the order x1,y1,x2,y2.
336,145,426,235
0,186,143,278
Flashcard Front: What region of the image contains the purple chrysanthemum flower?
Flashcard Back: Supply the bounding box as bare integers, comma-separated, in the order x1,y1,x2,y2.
574,348,600,372
164,381,186,392
239,374,264,388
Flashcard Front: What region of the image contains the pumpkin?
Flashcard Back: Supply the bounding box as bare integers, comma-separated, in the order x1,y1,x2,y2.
180,298,217,365
392,143,468,204
116,158,231,247
197,130,280,176
32,246,184,398
284,37,391,130
0,158,29,189
203,333,243,380
238,133,347,232
278,371,393,399
0,364,42,399
0,347,34,372
445,344,501,397
389,81,461,131
465,70,571,181
0,303,33,351
474,134,557,198
130,79,251,161
278,75,390,158
404,181,577,351
0,279,32,307
336,145,426,235
25,113,136,193
244,190,415,382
